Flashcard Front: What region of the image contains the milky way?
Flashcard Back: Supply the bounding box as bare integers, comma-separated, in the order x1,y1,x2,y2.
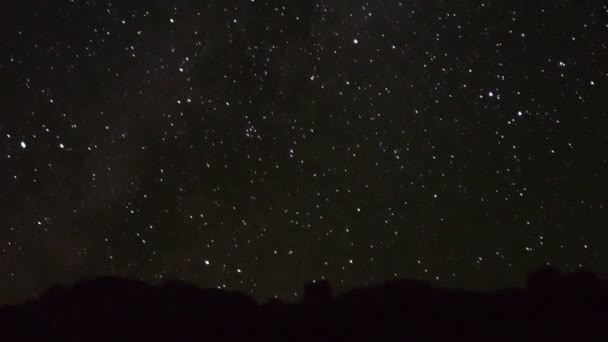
1,1,606,304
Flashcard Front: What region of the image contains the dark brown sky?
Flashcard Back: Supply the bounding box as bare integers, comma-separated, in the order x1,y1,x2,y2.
0,0,606,304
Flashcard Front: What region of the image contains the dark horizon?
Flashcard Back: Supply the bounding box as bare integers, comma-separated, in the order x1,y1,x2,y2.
2,266,608,341
6,264,608,307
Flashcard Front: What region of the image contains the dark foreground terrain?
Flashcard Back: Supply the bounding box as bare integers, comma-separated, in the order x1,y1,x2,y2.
1,267,607,341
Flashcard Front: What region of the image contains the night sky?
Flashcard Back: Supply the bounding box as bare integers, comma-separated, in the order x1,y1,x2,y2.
1,0,607,304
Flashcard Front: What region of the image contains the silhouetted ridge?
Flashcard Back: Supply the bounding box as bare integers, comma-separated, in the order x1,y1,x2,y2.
1,267,607,341
302,280,332,306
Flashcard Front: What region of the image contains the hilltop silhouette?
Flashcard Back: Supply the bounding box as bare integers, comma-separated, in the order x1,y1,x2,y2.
1,267,607,341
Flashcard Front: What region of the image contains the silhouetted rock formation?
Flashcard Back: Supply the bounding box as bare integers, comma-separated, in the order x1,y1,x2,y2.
1,268,607,341
302,280,332,306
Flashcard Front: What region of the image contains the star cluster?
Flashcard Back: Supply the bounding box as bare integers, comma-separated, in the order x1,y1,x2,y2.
1,0,606,303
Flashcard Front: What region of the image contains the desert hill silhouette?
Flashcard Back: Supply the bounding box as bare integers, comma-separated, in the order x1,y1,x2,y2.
1,267,607,341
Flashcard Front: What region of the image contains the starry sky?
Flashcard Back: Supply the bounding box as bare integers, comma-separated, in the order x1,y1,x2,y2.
1,0,607,304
